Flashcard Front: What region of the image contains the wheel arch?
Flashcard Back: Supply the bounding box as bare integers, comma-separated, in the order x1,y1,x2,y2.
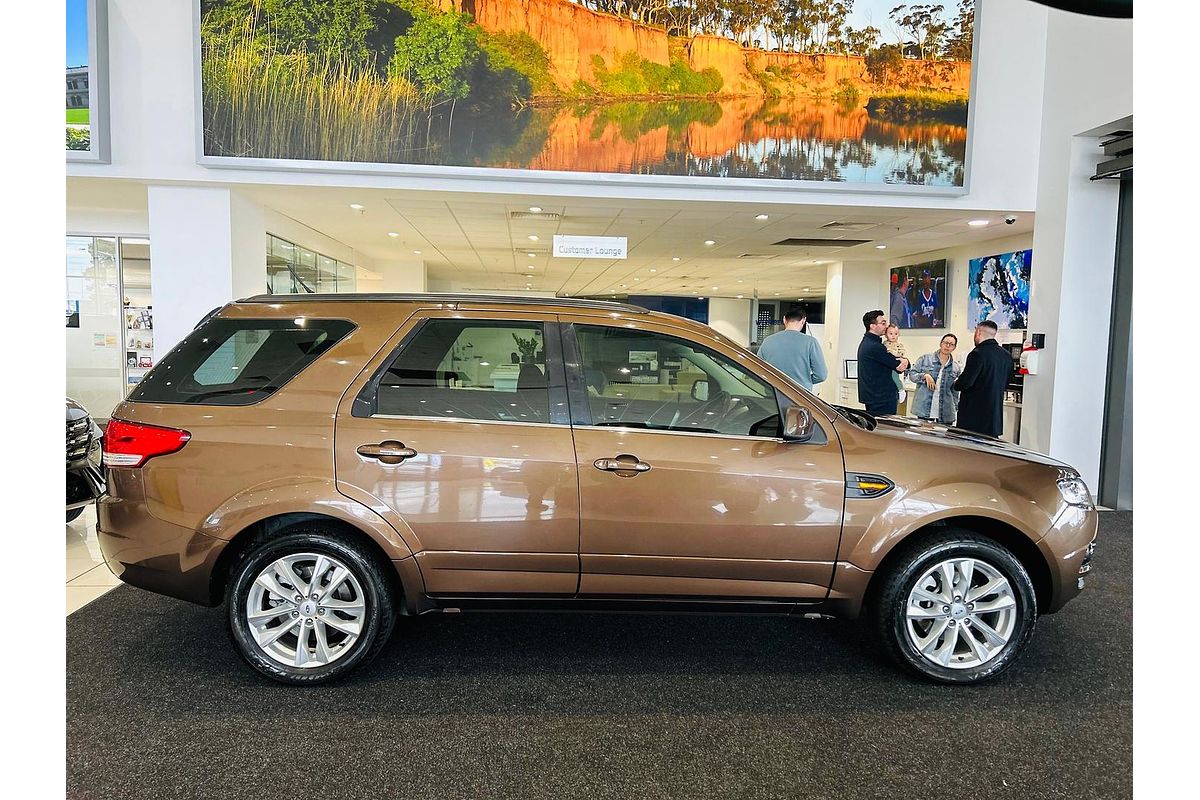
208,512,422,613
860,515,1053,618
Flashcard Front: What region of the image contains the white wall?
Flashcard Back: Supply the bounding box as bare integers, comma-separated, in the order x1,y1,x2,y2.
68,0,1047,213
1022,8,1132,493
707,298,752,346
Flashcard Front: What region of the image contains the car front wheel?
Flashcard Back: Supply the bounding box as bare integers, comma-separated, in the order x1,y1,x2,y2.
226,527,395,685
872,532,1037,684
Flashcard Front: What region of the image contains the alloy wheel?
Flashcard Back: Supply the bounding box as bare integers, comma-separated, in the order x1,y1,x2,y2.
904,557,1018,670
245,552,367,669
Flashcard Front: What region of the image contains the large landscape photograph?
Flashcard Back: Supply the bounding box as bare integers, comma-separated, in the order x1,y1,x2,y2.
200,0,975,185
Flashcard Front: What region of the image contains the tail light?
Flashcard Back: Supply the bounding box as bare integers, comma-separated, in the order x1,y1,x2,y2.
103,419,191,468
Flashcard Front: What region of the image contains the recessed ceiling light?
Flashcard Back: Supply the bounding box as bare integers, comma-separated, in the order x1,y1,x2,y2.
526,265,535,270
526,252,536,258
528,235,539,241
349,203,364,210
387,232,399,238
875,244,887,249
704,240,716,246
968,219,989,227
737,279,744,283
755,214,769,221
634,277,640,281
650,268,658,273
672,257,680,262
774,293,781,296
413,250,422,255
529,206,542,213
736,294,744,299
711,286,719,290
620,284,627,288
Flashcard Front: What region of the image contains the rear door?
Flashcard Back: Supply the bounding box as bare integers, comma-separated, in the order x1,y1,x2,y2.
562,316,845,602
335,310,580,597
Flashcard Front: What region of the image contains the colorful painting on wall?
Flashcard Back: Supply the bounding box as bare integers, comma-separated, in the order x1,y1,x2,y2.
889,259,948,329
198,0,975,186
968,249,1032,329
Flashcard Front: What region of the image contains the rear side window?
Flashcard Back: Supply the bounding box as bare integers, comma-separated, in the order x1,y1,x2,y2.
128,317,355,405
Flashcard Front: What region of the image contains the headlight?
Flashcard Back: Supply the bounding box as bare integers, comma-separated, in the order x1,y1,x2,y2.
1057,475,1095,509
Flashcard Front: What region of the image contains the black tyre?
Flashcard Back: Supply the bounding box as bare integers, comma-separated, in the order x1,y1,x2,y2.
870,532,1037,684
66,507,84,523
226,526,396,685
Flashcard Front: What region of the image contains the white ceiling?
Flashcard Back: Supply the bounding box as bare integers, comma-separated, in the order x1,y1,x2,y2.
69,179,1035,301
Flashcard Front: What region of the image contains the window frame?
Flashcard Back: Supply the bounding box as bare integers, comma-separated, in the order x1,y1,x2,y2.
561,320,825,444
352,315,570,426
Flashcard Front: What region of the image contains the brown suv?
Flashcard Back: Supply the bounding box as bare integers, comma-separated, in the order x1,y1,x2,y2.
98,295,1096,685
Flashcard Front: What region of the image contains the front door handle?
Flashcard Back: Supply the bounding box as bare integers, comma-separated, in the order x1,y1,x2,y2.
357,441,418,465
594,454,652,476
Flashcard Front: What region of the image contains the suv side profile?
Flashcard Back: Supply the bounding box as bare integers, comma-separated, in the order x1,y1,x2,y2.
98,295,1097,685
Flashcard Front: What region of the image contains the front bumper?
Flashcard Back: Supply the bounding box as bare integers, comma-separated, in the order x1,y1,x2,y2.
67,460,106,510
1038,504,1099,613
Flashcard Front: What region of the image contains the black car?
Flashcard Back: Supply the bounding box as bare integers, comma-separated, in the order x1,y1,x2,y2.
66,397,105,522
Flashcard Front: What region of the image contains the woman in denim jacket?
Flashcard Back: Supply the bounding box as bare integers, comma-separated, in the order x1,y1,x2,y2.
908,333,962,424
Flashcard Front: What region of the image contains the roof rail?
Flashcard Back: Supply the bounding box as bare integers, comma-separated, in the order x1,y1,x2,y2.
236,293,649,313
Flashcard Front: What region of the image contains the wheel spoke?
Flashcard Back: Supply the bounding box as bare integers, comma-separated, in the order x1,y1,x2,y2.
320,614,362,637
938,562,957,600
319,566,350,602
248,604,294,624
258,617,300,647
910,586,944,605
967,575,1009,603
957,559,975,598
971,616,1009,648
915,618,951,652
973,595,1016,614
961,627,991,663
906,603,947,620
271,560,305,598
934,624,961,666
321,598,365,613
311,555,330,596
314,621,335,664
255,571,294,601
294,625,312,667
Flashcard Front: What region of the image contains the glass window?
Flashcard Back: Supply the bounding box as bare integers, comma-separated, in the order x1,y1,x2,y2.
128,318,355,406
266,233,357,294
372,320,549,424
575,325,781,437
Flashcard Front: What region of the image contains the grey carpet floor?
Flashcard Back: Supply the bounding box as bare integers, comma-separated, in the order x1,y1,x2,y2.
67,512,1132,800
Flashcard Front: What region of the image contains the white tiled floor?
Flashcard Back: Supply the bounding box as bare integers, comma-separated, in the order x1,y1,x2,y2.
67,504,120,615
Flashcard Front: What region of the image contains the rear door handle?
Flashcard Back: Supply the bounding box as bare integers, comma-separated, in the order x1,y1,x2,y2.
594,455,652,476
357,441,418,465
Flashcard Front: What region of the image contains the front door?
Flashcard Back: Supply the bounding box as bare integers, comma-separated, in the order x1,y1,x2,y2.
335,311,579,596
564,318,845,601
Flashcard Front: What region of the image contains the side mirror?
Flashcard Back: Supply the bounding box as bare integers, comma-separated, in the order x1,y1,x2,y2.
691,378,710,402
784,405,817,441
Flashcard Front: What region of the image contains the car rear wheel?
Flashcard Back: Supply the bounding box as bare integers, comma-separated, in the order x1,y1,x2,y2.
226,527,395,685
871,532,1037,684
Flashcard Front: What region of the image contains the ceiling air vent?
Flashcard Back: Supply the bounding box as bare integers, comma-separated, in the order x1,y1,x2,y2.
737,253,778,259
820,221,875,231
772,238,871,247
510,211,562,221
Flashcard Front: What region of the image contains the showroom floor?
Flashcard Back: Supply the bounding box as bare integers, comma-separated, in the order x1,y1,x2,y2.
66,504,119,614
66,512,1131,800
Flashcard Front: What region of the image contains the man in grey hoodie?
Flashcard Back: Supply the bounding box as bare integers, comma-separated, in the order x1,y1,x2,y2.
756,307,828,393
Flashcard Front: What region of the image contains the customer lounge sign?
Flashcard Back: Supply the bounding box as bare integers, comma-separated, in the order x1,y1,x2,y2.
552,235,628,260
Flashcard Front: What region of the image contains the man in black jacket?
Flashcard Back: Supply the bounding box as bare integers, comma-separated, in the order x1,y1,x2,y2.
953,320,1013,437
857,309,909,416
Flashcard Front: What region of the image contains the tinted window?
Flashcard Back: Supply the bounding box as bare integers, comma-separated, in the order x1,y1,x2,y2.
372,320,550,424
575,325,782,437
129,317,355,406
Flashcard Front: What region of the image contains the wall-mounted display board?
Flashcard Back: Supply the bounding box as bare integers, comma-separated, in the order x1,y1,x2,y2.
968,248,1032,329
197,0,977,189
889,259,948,329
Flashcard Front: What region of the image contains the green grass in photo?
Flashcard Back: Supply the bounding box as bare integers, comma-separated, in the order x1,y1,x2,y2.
66,108,90,124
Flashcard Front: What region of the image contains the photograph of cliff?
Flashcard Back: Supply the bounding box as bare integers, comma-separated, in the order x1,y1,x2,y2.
200,0,974,185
